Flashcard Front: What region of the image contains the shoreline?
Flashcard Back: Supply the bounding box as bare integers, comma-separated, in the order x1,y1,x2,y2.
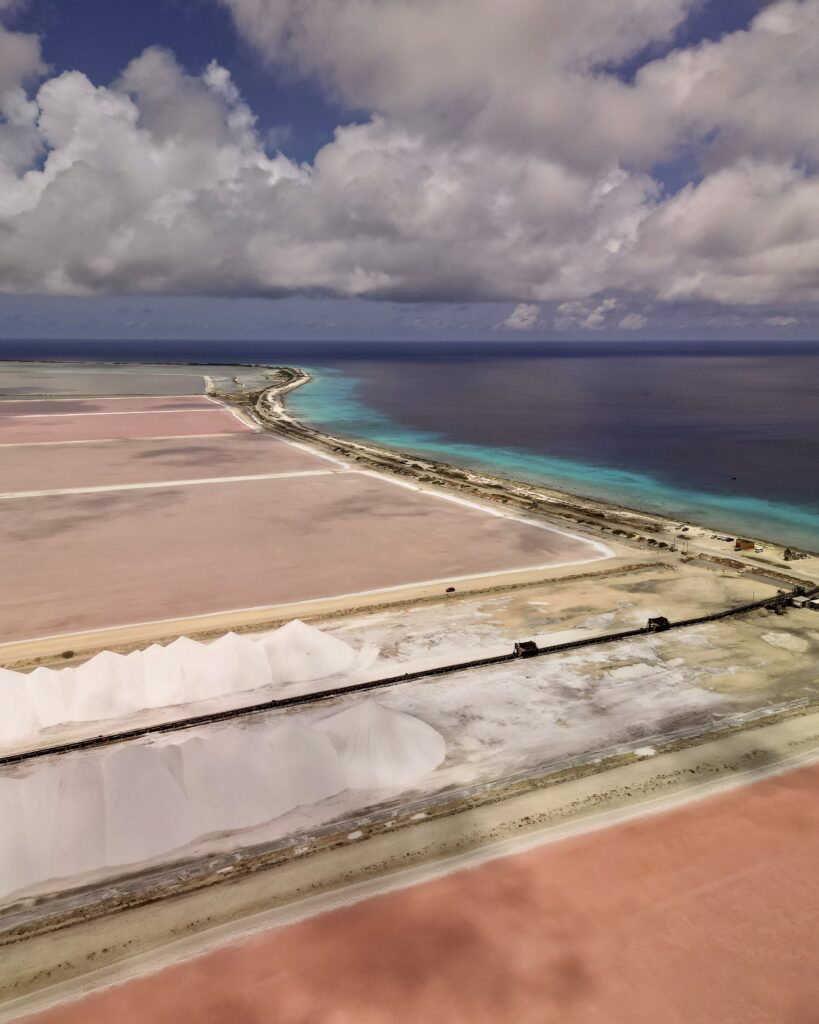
254,367,819,565
268,366,819,555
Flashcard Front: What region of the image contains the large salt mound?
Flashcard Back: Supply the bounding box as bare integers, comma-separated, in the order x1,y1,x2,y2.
0,746,199,898
23,759,106,883
0,719,348,901
148,637,219,706
0,614,380,753
0,778,32,894
0,669,38,745
0,701,443,902
24,666,72,729
72,651,143,720
174,729,297,833
264,721,346,807
259,620,356,682
319,700,446,789
0,633,275,749
209,633,271,694
0,622,378,752
259,619,378,684
102,745,199,865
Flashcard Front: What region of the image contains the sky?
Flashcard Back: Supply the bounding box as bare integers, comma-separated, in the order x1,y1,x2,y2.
0,0,817,342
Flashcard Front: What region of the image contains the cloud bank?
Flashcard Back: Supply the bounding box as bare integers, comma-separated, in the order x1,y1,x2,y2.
0,0,817,316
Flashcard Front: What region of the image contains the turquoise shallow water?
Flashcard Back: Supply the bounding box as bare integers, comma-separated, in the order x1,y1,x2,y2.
290,365,819,552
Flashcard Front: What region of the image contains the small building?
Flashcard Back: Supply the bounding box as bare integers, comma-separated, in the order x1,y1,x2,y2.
647,616,671,632
514,640,539,658
735,539,755,552
806,599,819,613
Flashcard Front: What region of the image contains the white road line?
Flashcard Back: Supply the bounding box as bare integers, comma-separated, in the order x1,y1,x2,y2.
10,407,223,419
1,370,207,378
0,394,207,404
0,432,252,449
283,438,351,469
0,470,338,501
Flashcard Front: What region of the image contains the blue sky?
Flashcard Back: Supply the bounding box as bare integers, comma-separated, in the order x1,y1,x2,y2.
7,0,349,163
0,0,816,343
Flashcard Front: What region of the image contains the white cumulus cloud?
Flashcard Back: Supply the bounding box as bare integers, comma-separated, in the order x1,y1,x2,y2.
499,303,541,331
619,312,648,330
0,51,659,300
555,297,619,331
0,0,817,319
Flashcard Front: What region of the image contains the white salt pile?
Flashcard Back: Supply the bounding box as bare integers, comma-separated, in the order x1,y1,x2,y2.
258,619,378,684
0,669,38,742
319,700,447,789
759,631,810,653
171,722,346,834
103,746,199,865
263,721,347,808
0,700,444,902
0,746,199,896
0,622,378,749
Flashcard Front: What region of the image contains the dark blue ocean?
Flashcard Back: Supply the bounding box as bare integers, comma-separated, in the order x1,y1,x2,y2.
3,340,819,549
